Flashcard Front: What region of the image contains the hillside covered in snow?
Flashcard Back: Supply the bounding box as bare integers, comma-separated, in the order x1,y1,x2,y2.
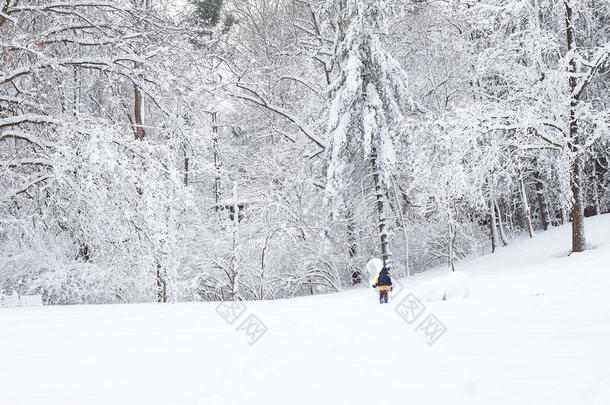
2,214,609,405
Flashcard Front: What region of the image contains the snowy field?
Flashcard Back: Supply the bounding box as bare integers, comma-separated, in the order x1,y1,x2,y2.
2,215,610,405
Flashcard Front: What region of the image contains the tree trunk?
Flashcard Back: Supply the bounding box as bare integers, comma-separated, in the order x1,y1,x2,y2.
133,0,149,140
260,231,274,300
230,181,239,300
391,175,412,277
448,217,456,272
488,180,499,253
213,112,221,210
73,67,80,117
519,173,534,238
570,156,586,251
156,262,167,303
371,148,391,269
591,160,601,216
346,206,360,285
489,199,498,253
134,84,146,140
561,205,568,225
495,201,508,246
534,172,549,231
184,149,189,186
346,206,357,259
565,2,586,252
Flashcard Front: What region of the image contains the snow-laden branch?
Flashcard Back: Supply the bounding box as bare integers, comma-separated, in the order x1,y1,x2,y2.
7,1,130,14
233,82,326,150
574,43,610,100
0,131,51,148
0,114,59,129
0,56,144,85
1,158,54,168
528,128,563,149
0,10,17,24
36,23,115,38
1,175,53,202
0,95,43,111
0,56,167,116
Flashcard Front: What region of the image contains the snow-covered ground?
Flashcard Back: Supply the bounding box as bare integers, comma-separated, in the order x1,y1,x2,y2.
2,215,610,405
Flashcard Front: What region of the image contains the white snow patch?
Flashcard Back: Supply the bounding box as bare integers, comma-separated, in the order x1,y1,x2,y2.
415,271,470,301
1,215,610,405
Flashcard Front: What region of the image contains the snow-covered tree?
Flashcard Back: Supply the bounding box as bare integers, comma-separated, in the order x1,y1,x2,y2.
326,0,416,270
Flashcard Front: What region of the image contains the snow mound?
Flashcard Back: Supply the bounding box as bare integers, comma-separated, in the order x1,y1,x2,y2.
416,271,469,302
365,258,383,286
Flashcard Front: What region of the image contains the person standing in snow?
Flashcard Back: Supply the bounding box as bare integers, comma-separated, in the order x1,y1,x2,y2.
372,267,393,304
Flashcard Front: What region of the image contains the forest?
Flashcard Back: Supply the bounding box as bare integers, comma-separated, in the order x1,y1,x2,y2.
1,0,609,304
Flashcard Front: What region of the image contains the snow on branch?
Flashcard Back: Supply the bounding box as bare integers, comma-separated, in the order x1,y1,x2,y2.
0,131,51,148
233,82,326,150
1,175,53,202
0,114,60,129
0,56,144,85
573,44,610,100
1,158,54,168
6,1,130,14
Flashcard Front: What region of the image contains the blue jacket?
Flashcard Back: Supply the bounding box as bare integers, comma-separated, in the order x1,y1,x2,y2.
375,267,392,287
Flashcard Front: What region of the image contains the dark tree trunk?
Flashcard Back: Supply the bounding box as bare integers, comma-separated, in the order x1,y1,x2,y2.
346,207,357,259
212,112,221,210
230,182,239,300
489,197,498,253
590,160,601,216
156,262,167,303
489,208,496,253
346,206,360,285
184,152,189,186
570,157,586,251
371,148,391,269
534,172,549,231
565,2,586,252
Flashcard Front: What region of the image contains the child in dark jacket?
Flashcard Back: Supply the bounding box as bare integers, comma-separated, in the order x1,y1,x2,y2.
372,267,393,304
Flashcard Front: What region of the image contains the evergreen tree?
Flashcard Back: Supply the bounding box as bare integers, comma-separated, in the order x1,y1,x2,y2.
326,0,416,269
